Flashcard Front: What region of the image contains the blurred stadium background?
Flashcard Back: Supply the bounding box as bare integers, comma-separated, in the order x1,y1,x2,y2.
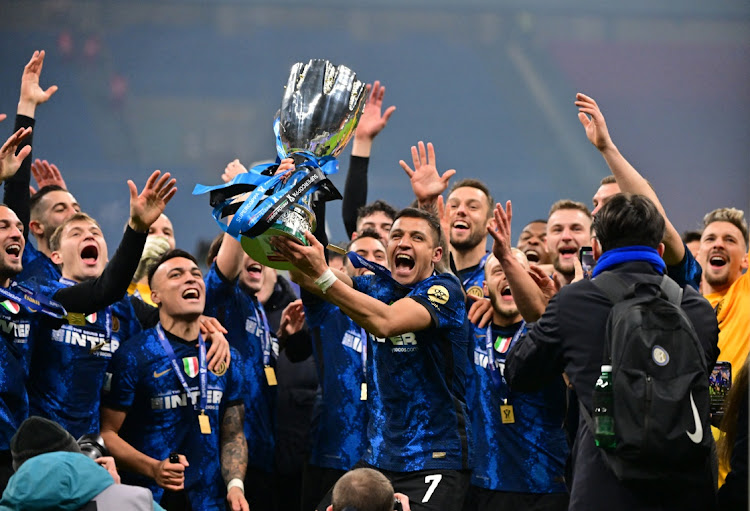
1,0,748,262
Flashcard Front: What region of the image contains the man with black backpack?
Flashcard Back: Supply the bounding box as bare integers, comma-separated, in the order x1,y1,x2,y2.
505,193,720,511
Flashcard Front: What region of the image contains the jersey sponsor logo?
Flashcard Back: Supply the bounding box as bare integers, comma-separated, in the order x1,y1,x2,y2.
210,361,227,377
473,348,504,374
373,332,418,352
0,318,30,340
182,357,199,378
150,389,224,410
427,285,449,305
0,300,20,315
51,326,119,355
153,368,172,378
342,329,364,353
466,286,484,299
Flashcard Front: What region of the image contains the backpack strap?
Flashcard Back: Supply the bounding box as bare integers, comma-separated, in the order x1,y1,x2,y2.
592,271,632,304
659,274,683,306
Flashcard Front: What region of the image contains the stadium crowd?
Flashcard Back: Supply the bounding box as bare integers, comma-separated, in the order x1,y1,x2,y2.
0,50,746,511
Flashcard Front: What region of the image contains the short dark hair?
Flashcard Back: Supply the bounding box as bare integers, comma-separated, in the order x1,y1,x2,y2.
49,213,101,252
682,230,703,244
147,249,200,287
356,200,397,226
205,233,224,267
592,193,665,252
600,175,617,185
347,229,384,251
331,468,394,511
392,207,442,247
29,185,67,220
448,178,494,217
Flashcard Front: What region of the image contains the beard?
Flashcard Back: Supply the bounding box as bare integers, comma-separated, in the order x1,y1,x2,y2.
553,255,575,278
451,229,486,252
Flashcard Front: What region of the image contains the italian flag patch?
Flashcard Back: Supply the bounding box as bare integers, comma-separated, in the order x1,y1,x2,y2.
182,357,199,378
494,336,512,354
0,300,19,315
85,312,97,324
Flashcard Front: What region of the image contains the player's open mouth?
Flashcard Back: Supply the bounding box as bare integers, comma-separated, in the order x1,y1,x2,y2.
81,244,99,265
182,288,201,301
524,249,539,262
452,221,469,231
5,244,21,257
709,254,727,269
394,253,415,272
246,263,262,277
559,247,577,259
500,285,513,300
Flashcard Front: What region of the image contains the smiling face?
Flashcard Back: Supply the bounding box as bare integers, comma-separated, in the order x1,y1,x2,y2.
387,216,442,286
547,208,592,276
150,256,205,318
51,218,109,282
446,186,490,252
0,206,25,282
238,253,264,295
698,221,748,294
517,221,549,264
345,236,388,277
484,252,528,323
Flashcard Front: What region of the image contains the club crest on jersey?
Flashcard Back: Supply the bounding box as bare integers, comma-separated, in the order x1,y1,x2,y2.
211,361,227,377
466,286,484,299
0,300,20,315
427,285,449,305
182,357,199,378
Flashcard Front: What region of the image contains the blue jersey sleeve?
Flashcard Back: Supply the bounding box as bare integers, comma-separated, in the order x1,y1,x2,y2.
408,274,466,330
103,342,140,411
301,289,336,329
666,242,702,291
351,275,377,295
204,263,238,312
225,347,244,405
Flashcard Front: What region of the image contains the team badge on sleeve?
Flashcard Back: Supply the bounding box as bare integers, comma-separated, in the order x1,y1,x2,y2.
427,285,450,305
182,357,199,378
210,361,228,377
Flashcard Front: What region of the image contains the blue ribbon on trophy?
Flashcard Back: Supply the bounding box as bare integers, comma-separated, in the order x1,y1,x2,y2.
193,59,367,270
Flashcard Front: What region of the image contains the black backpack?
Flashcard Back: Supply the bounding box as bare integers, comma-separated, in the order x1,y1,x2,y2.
580,272,711,482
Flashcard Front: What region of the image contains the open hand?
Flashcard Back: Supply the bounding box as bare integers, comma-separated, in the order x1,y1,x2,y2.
128,170,177,232
399,141,455,205
0,127,32,182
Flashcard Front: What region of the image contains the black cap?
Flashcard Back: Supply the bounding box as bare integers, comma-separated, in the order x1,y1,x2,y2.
10,416,81,470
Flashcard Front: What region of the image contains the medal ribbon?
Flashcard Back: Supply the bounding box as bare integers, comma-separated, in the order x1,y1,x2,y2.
255,302,273,367
0,281,67,319
59,277,111,341
485,321,526,393
156,324,207,413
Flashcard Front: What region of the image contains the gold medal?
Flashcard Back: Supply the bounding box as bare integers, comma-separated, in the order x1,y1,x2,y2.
500,403,515,424
264,365,277,386
360,382,367,401
66,312,86,326
199,411,211,434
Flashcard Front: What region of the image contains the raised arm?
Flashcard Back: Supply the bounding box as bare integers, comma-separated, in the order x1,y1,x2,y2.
343,81,396,237
220,403,249,511
575,93,684,265
5,50,58,237
273,232,432,338
54,170,177,312
487,201,550,322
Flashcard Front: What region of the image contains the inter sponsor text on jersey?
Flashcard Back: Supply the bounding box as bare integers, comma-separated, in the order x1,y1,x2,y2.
0,296,33,450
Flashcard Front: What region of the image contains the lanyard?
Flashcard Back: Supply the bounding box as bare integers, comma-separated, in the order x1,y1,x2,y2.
156,324,207,413
359,326,367,383
485,321,526,391
0,282,67,319
59,277,111,341
461,252,489,289
254,302,272,366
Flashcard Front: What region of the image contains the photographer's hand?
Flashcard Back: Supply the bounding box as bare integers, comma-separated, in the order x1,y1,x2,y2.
95,456,121,484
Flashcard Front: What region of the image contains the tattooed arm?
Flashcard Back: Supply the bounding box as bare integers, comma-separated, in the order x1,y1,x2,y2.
221,403,249,511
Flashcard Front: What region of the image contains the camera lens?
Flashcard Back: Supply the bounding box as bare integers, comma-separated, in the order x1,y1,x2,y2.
76,434,109,460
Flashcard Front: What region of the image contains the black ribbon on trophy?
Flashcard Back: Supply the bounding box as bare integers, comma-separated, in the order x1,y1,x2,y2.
193,59,367,270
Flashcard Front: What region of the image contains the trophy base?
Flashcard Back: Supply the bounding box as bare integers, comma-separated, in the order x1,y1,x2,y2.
241,204,316,271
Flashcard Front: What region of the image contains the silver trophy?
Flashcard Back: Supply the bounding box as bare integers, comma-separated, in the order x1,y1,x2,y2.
242,59,367,270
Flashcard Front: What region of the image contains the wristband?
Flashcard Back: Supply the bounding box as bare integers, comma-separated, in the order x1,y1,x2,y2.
227,478,244,494
314,268,337,294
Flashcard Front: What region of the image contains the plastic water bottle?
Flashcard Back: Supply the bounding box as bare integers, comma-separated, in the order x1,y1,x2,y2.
593,364,616,449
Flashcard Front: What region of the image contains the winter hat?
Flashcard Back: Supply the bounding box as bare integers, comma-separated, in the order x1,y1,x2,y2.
10,416,81,470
